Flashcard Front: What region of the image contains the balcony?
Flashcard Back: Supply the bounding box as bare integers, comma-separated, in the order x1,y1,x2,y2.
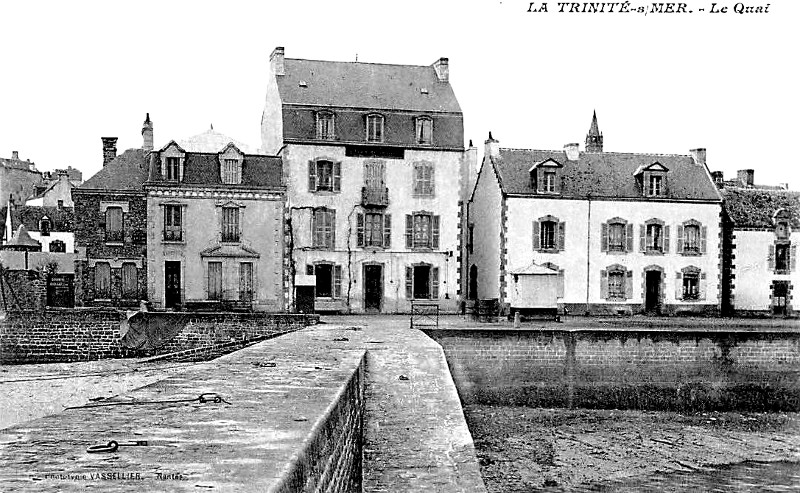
361,186,389,207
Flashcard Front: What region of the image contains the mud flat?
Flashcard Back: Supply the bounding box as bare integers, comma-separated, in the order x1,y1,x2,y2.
464,405,800,492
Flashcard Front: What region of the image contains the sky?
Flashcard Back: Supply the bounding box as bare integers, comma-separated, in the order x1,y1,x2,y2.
1,0,798,187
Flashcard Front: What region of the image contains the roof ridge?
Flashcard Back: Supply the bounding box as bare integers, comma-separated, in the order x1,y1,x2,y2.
499,147,690,158
286,58,433,69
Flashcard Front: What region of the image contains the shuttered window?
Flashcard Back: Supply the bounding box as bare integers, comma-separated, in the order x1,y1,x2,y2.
163,204,182,241
222,207,240,242
413,163,435,197
312,209,336,249
602,266,632,301
208,262,223,300
415,117,432,145
240,262,253,301
308,160,341,192
221,159,241,185
357,213,391,248
533,217,566,252
121,263,137,299
405,264,439,300
366,114,384,142
94,262,111,299
405,212,439,249
316,112,335,140
105,207,123,242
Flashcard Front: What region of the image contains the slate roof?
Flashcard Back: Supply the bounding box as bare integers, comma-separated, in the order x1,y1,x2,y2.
177,128,255,154
277,58,461,113
722,187,800,228
79,148,148,191
151,153,283,189
490,149,721,201
0,206,75,233
4,225,41,249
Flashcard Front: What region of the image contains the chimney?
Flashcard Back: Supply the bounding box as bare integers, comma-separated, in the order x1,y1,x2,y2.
433,57,449,82
101,137,118,167
142,113,153,152
270,46,285,76
484,132,500,160
564,143,580,161
11,151,19,161
711,171,724,188
737,169,754,187
690,148,706,165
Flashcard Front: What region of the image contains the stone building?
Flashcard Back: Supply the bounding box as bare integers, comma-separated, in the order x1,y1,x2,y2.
27,168,81,208
0,151,42,206
468,114,723,316
717,170,799,316
260,47,473,313
144,127,286,312
72,128,149,308
1,205,74,254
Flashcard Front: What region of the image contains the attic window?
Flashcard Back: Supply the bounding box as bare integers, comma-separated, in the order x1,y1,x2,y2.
298,80,308,87
420,88,429,94
40,217,51,236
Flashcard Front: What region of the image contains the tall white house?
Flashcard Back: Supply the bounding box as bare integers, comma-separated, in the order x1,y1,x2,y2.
260,47,474,313
468,114,723,316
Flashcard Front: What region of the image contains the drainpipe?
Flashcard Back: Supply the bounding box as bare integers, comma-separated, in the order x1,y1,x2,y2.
585,193,592,315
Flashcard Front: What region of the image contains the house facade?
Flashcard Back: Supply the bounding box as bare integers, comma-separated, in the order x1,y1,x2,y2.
144,128,286,312
260,47,472,313
1,151,42,206
468,115,723,316
718,171,799,316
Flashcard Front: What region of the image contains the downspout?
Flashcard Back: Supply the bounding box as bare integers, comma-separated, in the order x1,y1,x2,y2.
585,193,592,315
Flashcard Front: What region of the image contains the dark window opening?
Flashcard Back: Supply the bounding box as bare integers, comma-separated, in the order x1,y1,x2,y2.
683,273,700,300
541,221,556,250
413,265,431,299
776,244,790,272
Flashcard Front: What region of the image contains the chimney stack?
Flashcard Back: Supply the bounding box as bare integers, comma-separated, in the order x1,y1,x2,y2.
142,113,154,152
11,151,19,161
101,137,118,167
270,46,285,76
564,143,580,161
690,148,707,166
433,57,449,82
737,169,754,187
484,132,500,160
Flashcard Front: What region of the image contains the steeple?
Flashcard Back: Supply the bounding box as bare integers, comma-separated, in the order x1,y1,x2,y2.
585,110,603,153
142,113,154,152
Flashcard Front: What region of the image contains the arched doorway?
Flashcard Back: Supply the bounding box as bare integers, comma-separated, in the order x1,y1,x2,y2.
469,265,478,300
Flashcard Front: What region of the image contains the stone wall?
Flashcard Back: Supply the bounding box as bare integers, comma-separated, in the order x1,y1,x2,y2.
426,328,800,412
0,309,317,364
0,269,46,311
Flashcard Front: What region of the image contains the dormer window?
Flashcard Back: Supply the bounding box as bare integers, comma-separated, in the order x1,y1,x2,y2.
649,175,663,196
219,143,244,185
40,217,51,236
160,141,186,182
543,171,556,193
529,158,563,194
415,117,432,145
635,162,669,197
166,157,181,181
316,111,335,140
366,114,384,143
776,222,789,240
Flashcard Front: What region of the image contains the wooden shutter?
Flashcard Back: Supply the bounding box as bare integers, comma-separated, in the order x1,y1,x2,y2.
432,216,440,249
333,265,343,298
405,215,413,248
557,269,565,298
663,225,670,253
600,270,608,299
675,271,683,300
333,162,342,192
429,166,436,196
625,270,633,300
699,272,707,300
532,221,540,250
356,213,365,247
557,222,566,251
405,266,414,299
676,225,684,254
639,225,646,252
768,245,775,270
700,226,708,254
308,161,316,191
329,210,336,249
383,214,391,248
431,267,440,299
601,223,608,252
791,245,797,272
626,224,634,252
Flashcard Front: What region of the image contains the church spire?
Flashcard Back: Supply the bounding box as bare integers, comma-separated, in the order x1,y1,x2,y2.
585,110,603,152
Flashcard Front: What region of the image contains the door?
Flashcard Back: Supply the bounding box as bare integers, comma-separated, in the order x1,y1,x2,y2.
364,264,383,312
165,261,181,309
773,281,789,315
645,271,661,312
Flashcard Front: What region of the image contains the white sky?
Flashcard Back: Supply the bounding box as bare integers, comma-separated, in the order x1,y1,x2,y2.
1,0,797,187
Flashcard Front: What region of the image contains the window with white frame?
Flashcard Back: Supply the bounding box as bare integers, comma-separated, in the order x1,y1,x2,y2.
683,224,700,253
366,114,384,142
648,175,663,196
40,217,51,236
543,171,556,193
163,204,182,241
316,111,335,140
166,157,181,181
312,208,335,249
221,159,241,185
308,160,341,192
533,216,565,252
415,117,432,145
645,223,664,253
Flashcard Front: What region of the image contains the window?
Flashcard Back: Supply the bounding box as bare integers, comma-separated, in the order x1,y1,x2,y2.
358,212,391,248
682,271,700,300
311,263,342,298
222,207,240,242
601,265,631,301
49,240,66,253
776,221,789,240
676,267,704,301
316,112,335,140
122,263,138,299
366,114,384,142
646,224,663,252
683,225,700,253
413,163,435,197
57,200,64,209
164,204,182,241
775,244,790,272
312,209,335,249
608,271,625,299
608,223,625,251
543,171,556,193
405,264,440,300
94,262,111,299
40,217,51,236
308,160,341,192
208,262,223,300
415,117,432,145
105,207,123,242
240,262,253,301
533,216,565,252
406,212,439,249
221,159,241,185
166,157,181,181
648,175,663,196
468,224,474,254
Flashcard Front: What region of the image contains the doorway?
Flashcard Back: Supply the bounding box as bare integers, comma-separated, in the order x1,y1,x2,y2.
773,281,789,316
165,261,181,309
363,264,383,312
645,270,661,313
469,265,478,300
413,265,431,299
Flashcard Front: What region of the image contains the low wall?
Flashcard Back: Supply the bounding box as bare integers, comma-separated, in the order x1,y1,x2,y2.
426,328,800,412
0,308,317,364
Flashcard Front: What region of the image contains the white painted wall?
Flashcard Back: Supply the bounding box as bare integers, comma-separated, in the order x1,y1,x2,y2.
468,160,503,300
733,230,799,311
